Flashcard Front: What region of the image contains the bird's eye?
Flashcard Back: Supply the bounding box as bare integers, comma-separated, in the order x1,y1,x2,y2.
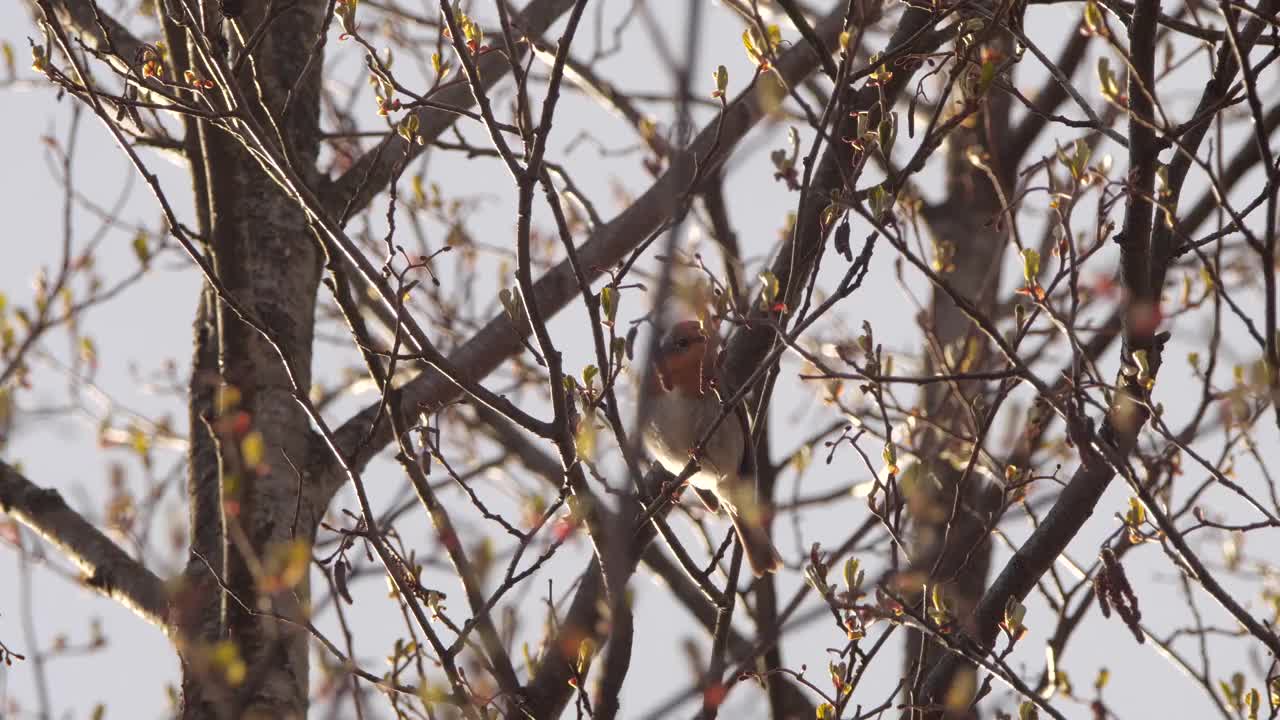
676,338,689,349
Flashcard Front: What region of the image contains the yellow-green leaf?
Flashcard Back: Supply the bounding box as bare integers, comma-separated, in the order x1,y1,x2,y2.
712,64,728,98
600,285,617,325
132,231,151,266
574,416,596,460
1083,0,1105,34
1126,496,1146,527
576,637,596,674
843,557,862,591
241,430,265,468
758,270,780,309
979,60,997,93
1021,248,1040,284
1097,57,1121,101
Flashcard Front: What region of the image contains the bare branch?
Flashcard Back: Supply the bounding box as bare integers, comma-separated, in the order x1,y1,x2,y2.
0,460,170,633
321,0,578,218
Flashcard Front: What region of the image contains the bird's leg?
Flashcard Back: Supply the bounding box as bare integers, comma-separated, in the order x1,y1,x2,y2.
700,374,719,398
660,477,687,503
686,443,706,466
676,445,705,491
675,449,721,511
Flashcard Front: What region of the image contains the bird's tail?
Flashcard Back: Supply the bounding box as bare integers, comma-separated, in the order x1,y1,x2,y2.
727,507,782,577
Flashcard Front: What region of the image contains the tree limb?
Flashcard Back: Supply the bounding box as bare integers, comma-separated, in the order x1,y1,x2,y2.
34,0,146,76
0,460,170,633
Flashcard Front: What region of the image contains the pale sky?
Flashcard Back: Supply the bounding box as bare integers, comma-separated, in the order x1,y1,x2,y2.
2,2,1277,718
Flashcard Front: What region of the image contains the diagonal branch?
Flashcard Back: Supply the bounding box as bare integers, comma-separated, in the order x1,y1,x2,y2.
33,0,146,75
777,0,839,80
1,460,170,633
1149,0,1277,286
321,0,577,218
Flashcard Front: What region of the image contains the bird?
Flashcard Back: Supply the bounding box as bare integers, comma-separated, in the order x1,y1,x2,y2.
641,319,782,577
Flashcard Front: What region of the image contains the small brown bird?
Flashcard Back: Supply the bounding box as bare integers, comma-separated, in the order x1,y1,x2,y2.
641,320,782,577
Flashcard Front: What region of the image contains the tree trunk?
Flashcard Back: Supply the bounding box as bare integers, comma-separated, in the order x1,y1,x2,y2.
904,33,1015,709
178,5,327,717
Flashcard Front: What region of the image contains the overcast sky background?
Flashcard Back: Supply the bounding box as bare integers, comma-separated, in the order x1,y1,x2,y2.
2,1,1278,718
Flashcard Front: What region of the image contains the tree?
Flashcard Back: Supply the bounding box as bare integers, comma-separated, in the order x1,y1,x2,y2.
2,0,1278,718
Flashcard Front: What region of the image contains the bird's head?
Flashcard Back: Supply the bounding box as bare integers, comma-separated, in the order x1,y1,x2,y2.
651,320,719,396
